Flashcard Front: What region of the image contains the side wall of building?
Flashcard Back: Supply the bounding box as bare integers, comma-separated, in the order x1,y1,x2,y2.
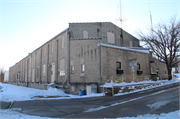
8,29,69,90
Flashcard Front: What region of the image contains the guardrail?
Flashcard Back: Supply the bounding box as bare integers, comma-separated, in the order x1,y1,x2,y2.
101,76,113,88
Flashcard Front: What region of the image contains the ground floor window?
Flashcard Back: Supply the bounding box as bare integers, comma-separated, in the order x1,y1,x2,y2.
60,70,65,76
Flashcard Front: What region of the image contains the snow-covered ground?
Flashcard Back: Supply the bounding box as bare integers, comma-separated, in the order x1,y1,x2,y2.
1,109,179,119
117,110,180,119
0,83,104,102
0,73,179,119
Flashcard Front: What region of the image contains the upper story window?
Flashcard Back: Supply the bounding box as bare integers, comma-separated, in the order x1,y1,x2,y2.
129,41,133,47
62,36,64,49
107,32,115,44
83,31,88,38
52,41,54,53
42,64,46,76
44,46,46,57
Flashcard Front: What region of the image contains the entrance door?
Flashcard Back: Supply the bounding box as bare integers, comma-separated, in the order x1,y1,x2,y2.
51,64,55,83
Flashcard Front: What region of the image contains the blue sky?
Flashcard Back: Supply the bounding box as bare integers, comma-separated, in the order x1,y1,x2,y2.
0,0,179,70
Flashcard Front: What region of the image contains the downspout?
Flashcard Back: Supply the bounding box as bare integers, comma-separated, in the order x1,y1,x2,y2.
98,42,103,86
63,28,69,91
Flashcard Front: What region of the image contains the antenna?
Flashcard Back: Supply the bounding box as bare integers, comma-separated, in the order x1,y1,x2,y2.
149,1,153,32
115,0,126,44
120,0,122,29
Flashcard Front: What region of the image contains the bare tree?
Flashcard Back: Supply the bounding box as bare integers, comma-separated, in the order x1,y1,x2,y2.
138,17,180,80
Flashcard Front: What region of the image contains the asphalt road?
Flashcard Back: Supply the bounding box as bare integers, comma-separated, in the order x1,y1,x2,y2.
1,82,179,118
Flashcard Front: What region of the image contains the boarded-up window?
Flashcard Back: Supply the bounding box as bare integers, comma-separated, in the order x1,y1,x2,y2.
52,41,54,53
62,36,64,49
60,59,65,76
151,67,154,73
43,64,46,76
32,69,35,82
129,41,133,47
107,32,115,44
44,46,46,57
25,71,27,82
28,69,30,78
83,31,88,38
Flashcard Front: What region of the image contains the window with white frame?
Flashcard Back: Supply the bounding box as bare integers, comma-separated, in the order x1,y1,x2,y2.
83,31,88,38
42,64,46,76
107,32,115,44
60,59,65,76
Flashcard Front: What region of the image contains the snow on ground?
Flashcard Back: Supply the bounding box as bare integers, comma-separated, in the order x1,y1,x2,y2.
0,109,56,119
1,109,179,119
0,74,179,119
0,73,179,102
116,110,180,119
147,101,170,110
0,83,104,102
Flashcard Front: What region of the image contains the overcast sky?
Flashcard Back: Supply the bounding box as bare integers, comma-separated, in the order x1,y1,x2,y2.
0,0,179,70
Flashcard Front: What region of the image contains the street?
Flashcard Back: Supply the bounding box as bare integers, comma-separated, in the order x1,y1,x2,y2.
1,82,179,118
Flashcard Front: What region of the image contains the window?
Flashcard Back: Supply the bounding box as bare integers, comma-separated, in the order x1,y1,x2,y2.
137,63,143,75
44,46,46,57
83,31,88,38
25,71,27,82
32,69,35,82
107,32,115,44
81,64,85,72
60,70,65,76
28,69,30,78
164,69,167,74
59,59,65,76
116,62,121,69
71,66,74,74
129,41,133,47
52,41,54,53
137,63,141,70
62,36,64,49
43,64,46,76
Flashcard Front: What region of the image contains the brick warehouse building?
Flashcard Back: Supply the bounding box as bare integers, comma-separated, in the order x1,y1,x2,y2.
9,22,168,94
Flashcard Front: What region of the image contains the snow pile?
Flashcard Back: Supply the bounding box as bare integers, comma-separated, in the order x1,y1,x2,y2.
0,83,103,102
0,83,43,102
0,109,56,119
146,101,170,110
29,87,68,97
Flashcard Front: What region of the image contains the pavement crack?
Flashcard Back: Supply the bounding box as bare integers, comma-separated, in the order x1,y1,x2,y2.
43,100,68,114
